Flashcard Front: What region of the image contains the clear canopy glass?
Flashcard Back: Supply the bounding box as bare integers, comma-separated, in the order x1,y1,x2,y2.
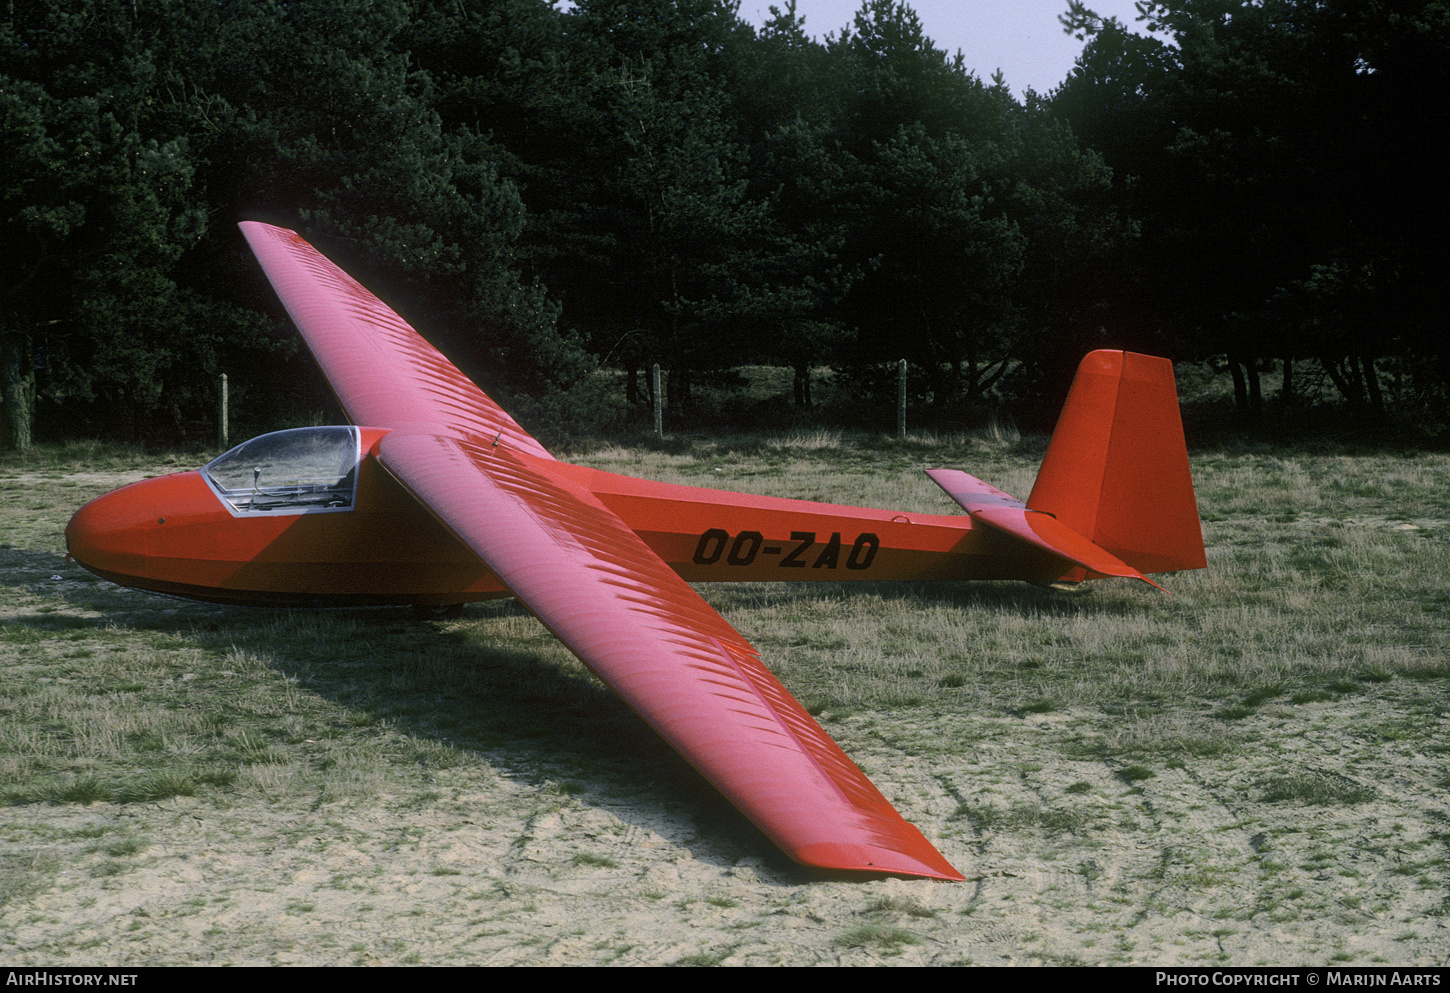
203,426,360,515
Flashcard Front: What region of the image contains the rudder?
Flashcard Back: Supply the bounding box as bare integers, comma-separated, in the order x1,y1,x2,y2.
1026,351,1206,575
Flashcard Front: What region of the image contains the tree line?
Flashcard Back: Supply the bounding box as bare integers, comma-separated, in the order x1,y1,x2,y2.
3,0,1445,449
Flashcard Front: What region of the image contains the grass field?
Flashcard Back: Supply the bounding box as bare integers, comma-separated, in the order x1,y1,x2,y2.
1,431,1447,965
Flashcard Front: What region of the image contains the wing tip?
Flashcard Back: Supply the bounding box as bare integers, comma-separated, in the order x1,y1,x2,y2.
794,841,966,882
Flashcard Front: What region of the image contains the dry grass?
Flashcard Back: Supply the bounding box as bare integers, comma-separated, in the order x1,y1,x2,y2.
0,433,1447,965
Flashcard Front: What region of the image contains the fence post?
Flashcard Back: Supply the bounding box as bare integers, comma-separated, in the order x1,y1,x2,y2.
218,373,229,450
652,363,663,438
897,359,907,440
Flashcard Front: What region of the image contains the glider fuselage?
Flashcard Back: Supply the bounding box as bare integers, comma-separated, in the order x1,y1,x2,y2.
66,431,1065,609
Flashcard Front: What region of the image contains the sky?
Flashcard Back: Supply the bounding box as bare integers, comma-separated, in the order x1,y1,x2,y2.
736,0,1156,97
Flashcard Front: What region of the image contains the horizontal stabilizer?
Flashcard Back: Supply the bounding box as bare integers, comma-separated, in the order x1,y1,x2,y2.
925,469,1161,589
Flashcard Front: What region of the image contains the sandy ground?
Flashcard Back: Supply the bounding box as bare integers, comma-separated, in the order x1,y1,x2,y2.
3,682,1447,966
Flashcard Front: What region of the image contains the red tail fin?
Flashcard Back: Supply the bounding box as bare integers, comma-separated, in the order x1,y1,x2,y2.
1027,351,1206,575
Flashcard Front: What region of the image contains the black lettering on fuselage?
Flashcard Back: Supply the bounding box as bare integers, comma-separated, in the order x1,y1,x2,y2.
692,528,729,565
812,532,842,569
727,531,764,566
846,532,879,570
692,529,879,572
780,531,814,568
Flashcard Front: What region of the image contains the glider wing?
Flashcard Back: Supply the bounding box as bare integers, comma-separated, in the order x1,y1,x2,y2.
239,221,961,880
238,221,551,459
379,434,962,879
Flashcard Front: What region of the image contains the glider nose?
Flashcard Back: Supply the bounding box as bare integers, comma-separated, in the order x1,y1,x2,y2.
67,471,219,587
66,480,163,581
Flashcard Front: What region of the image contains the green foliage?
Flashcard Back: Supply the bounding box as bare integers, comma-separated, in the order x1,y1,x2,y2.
1054,0,1450,426
0,1,217,442
1,0,592,445
3,0,1446,444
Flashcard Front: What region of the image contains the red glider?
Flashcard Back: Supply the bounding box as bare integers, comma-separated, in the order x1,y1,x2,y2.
66,222,1206,882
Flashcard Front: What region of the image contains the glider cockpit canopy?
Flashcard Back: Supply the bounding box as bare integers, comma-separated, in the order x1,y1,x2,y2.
202,425,360,516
